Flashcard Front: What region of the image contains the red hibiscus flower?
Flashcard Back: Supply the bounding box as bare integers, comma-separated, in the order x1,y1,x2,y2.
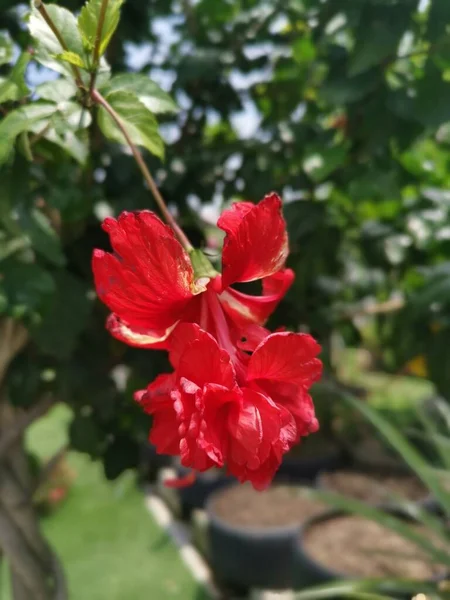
92,193,293,350
136,324,322,490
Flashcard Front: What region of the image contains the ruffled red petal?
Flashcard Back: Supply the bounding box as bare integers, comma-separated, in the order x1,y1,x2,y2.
106,314,178,349
137,374,180,455
219,268,294,327
171,324,236,389
218,193,289,288
247,332,322,388
226,388,295,489
92,211,197,341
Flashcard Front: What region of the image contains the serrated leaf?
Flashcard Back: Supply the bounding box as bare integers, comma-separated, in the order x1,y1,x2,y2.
55,50,87,69
50,101,92,131
36,78,77,102
0,51,31,104
0,103,56,164
102,74,178,114
17,132,33,162
78,0,125,57
97,91,165,159
28,3,85,58
0,31,13,66
43,129,89,165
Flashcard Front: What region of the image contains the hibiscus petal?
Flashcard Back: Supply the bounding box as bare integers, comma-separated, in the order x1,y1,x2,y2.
225,388,292,488
248,332,322,388
219,268,294,327
138,373,181,455
106,314,178,349
218,193,289,288
173,325,236,389
92,210,197,335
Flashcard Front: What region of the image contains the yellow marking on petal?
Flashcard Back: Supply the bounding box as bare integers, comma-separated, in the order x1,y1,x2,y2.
191,277,210,295
115,320,179,345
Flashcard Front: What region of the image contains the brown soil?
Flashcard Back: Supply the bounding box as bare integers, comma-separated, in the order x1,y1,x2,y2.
320,470,427,504
303,515,448,579
211,484,325,529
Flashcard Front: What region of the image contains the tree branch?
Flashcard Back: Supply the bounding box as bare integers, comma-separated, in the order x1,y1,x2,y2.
91,88,193,252
0,318,29,385
0,505,50,600
0,394,55,461
34,0,84,89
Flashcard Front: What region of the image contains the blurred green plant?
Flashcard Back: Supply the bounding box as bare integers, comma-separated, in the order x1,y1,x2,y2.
299,392,450,599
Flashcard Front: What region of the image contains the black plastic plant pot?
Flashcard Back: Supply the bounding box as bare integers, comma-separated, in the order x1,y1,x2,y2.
294,510,345,588
276,445,347,483
206,486,301,591
139,442,173,483
294,509,446,598
316,469,431,510
175,465,235,519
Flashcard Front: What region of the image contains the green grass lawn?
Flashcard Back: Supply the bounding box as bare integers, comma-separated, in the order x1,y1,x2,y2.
1,405,208,600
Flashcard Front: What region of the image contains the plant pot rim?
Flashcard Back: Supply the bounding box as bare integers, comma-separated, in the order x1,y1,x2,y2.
206,483,304,538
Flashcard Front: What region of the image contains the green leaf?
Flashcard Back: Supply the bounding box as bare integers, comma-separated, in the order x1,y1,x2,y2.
302,145,348,183
102,74,178,114
292,36,316,64
0,51,31,104
70,415,101,455
0,31,13,66
33,271,92,359
17,208,65,266
36,78,77,103
41,129,89,165
78,0,125,57
55,50,87,69
97,91,165,159
0,103,56,165
17,131,33,162
1,259,55,317
28,3,85,58
9,52,31,96
348,5,413,76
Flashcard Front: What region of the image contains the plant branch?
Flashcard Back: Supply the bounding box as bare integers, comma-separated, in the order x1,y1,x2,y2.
0,394,55,461
89,0,109,93
34,0,84,89
0,319,29,385
91,88,193,251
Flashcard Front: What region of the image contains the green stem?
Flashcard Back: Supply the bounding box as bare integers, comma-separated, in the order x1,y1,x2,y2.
34,0,84,89
91,88,193,252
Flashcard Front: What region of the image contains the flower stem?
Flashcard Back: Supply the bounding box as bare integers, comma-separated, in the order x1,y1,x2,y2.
91,88,193,252
34,0,84,90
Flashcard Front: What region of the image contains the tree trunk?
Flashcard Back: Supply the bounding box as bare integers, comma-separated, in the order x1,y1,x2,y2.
0,319,67,600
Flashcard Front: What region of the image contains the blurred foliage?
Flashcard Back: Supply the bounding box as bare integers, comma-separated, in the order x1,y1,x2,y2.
2,0,450,478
